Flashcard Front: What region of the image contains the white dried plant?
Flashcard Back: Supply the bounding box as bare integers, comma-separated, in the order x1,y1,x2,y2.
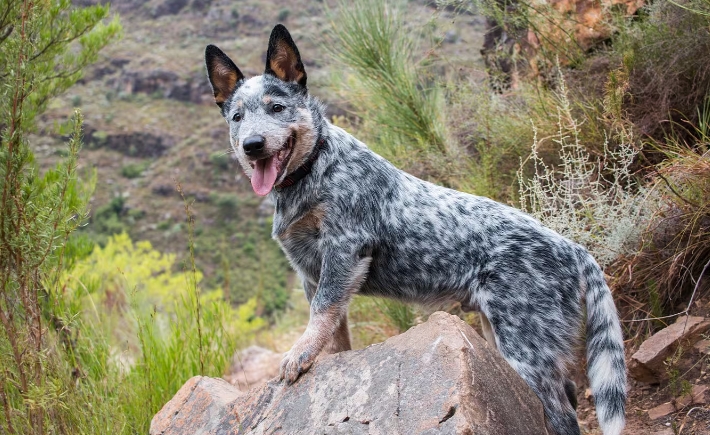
518,78,654,269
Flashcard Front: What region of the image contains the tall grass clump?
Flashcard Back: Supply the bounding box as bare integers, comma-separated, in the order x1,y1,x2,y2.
0,1,121,433
614,129,710,328
326,0,450,165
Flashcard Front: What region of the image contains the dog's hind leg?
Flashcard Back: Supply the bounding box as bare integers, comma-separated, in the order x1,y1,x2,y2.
479,312,498,350
483,300,581,435
479,311,577,410
324,312,351,354
514,361,580,435
565,379,578,410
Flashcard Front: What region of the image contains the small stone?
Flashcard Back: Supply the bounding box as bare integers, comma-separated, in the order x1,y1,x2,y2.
646,385,709,422
694,339,710,355
648,402,675,420
676,385,708,407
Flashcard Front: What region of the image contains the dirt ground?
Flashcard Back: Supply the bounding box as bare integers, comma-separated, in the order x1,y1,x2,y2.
575,296,710,435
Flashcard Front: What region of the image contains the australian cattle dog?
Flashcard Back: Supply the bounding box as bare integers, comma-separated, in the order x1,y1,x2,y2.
205,24,626,435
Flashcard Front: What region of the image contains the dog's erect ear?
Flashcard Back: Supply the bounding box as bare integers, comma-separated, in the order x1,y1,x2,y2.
205,45,244,109
265,25,307,87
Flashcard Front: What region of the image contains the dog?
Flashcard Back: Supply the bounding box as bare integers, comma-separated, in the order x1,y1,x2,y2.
205,24,627,435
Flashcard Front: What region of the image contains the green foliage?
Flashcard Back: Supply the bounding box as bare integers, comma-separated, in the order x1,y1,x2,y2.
373,298,417,333
278,8,290,21
665,345,693,397
120,160,149,178
0,1,120,433
349,296,420,348
91,195,128,235
612,0,710,140
447,78,563,200
210,192,240,216
59,233,263,433
326,0,450,160
210,151,232,170
197,221,291,316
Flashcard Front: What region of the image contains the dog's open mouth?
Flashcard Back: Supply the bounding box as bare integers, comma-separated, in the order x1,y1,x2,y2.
250,132,295,196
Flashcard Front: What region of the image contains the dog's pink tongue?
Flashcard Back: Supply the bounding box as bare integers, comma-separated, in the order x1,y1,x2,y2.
251,156,279,196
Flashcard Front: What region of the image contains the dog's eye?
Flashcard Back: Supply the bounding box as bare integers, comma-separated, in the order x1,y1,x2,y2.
232,113,242,122
273,104,284,113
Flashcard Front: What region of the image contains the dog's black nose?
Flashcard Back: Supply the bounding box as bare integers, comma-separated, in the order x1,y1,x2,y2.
243,135,265,156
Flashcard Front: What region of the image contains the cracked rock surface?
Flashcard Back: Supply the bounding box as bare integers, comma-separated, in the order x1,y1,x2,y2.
150,312,549,435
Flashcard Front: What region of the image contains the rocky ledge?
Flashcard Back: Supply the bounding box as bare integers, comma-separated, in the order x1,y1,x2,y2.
150,312,549,435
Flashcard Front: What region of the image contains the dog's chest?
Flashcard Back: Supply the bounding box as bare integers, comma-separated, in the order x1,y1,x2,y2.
275,205,324,278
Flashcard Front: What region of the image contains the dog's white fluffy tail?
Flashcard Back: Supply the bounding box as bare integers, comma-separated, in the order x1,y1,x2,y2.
578,250,626,435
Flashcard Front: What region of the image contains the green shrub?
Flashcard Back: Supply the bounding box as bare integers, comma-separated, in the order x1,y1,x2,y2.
210,151,232,170
612,0,710,141
518,74,652,268
278,8,290,21
211,192,239,215
120,161,149,178
92,196,128,235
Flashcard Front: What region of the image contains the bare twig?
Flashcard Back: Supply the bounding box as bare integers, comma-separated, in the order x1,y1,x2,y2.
623,258,710,323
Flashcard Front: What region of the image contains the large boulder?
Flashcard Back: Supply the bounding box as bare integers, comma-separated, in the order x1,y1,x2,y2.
150,312,549,434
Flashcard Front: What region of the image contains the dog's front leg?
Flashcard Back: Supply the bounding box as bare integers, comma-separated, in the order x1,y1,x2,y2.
280,252,371,383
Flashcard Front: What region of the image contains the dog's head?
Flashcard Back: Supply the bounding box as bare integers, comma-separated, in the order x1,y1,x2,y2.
205,25,319,196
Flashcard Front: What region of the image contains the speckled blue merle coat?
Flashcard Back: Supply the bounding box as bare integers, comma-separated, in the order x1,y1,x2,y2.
205,24,627,435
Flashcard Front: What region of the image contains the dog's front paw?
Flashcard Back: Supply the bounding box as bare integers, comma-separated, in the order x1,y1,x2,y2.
279,346,315,384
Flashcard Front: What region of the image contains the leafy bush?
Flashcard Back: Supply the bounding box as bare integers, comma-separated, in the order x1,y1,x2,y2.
278,8,290,21
613,136,710,325
210,192,239,216
613,0,710,141
210,151,232,170
91,195,128,235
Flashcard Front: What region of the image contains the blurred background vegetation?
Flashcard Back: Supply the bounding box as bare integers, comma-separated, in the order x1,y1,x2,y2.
2,0,709,433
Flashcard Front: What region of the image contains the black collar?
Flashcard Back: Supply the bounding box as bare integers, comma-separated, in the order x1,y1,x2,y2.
275,137,325,190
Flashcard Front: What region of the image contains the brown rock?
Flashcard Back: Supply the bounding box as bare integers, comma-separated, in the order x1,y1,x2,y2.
630,316,710,382
150,312,550,435
224,346,283,392
694,339,710,355
150,376,243,435
648,402,675,420
646,385,708,422
676,385,708,407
